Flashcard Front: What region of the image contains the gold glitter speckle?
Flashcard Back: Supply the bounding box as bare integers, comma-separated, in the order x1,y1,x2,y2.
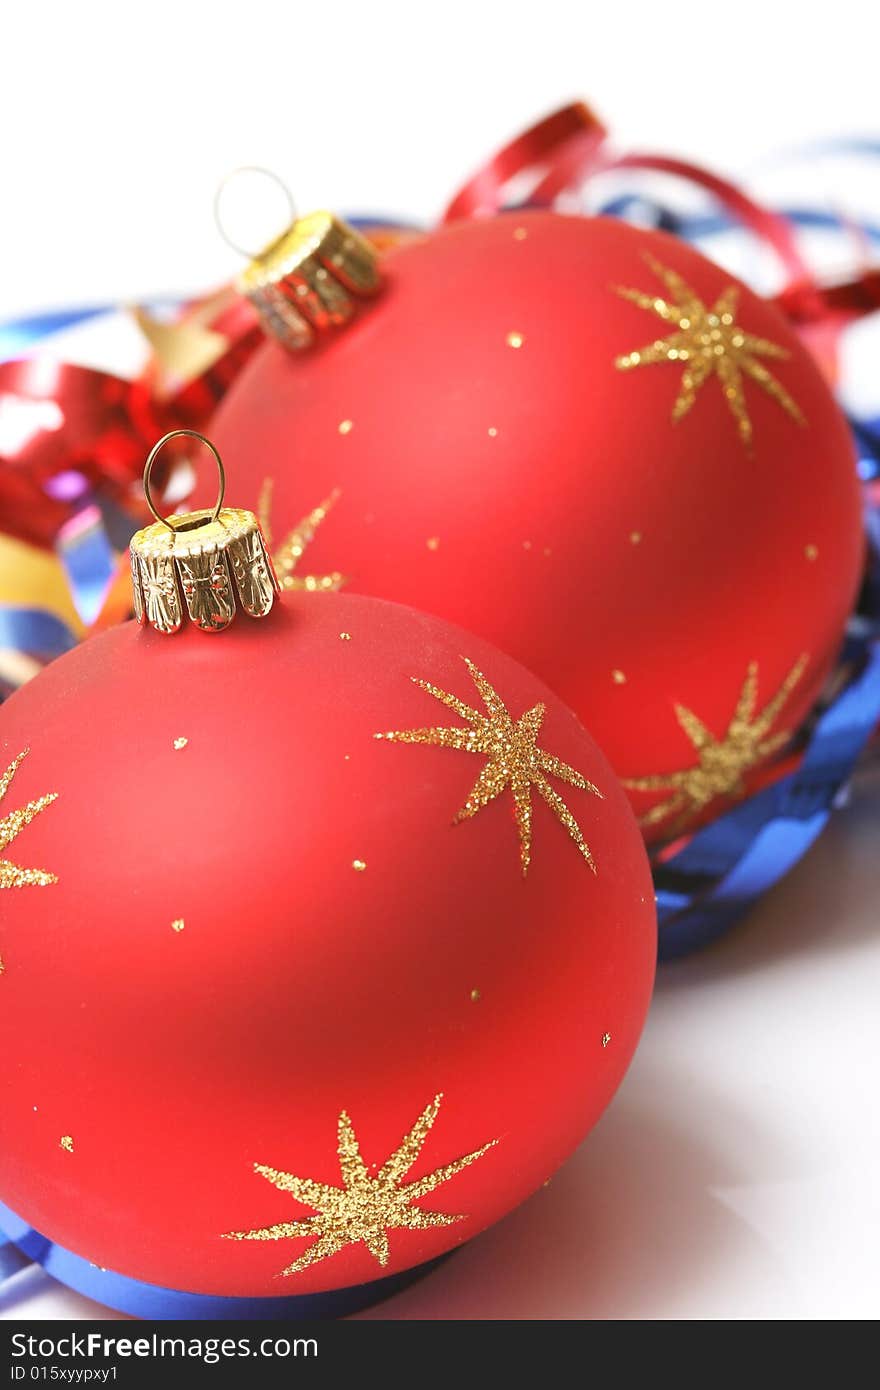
171,918,185,933
376,657,603,876
614,254,805,449
805,544,818,561
630,530,642,545
1,749,58,890
470,988,481,1003
513,227,528,241
624,655,808,833
506,331,525,349
60,1136,74,1153
352,859,367,872
426,537,440,552
338,419,354,435
173,737,188,751
612,670,627,685
224,1094,497,1276
487,427,498,438
602,1032,612,1048
339,632,352,642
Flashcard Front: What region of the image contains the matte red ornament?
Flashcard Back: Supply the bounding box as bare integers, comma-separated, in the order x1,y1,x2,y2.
206,212,864,841
0,591,654,1298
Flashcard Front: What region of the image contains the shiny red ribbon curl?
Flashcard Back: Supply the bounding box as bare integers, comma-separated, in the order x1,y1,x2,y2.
441,101,880,332
0,359,172,548
5,103,879,559
442,102,608,222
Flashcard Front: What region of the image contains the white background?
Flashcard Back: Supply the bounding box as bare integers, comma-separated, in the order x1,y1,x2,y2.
2,0,880,315
1,0,879,1321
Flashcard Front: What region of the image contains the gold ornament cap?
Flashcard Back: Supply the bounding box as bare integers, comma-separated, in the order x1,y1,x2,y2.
130,431,280,635
237,209,381,351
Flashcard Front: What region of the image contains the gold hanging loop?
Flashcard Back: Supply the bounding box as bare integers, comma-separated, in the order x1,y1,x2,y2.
143,430,226,531
213,166,298,262
131,433,279,635
213,169,382,352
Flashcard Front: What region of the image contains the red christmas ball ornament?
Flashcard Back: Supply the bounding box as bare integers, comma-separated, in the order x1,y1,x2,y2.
0,454,654,1309
206,211,864,843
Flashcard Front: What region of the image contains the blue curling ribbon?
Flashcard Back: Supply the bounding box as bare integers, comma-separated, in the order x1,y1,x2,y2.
56,506,119,626
595,197,880,250
593,134,880,247
0,306,113,361
854,420,880,483
656,638,880,959
0,606,78,662
854,419,880,606
0,1199,444,1319
0,1233,31,1283
0,218,420,362
347,215,422,233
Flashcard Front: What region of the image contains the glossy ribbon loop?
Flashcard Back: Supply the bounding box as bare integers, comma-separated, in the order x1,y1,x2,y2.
143,430,226,530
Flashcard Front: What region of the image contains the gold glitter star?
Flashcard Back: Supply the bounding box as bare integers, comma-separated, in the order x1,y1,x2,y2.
224,1094,496,1276
624,655,808,833
376,657,602,875
258,479,346,593
0,749,58,889
614,254,805,448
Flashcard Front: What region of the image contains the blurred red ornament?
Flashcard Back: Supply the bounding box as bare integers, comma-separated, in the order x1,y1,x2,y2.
0,590,654,1298
207,211,864,842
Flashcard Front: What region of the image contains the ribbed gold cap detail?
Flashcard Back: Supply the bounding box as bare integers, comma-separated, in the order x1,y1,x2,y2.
238,210,381,351
130,508,280,635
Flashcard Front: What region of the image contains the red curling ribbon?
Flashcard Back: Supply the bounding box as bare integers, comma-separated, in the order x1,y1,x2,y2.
442,103,819,297
0,360,168,549
441,102,607,222
0,470,69,551
170,325,264,427
774,268,880,382
777,267,880,326
608,151,818,297
136,289,263,432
